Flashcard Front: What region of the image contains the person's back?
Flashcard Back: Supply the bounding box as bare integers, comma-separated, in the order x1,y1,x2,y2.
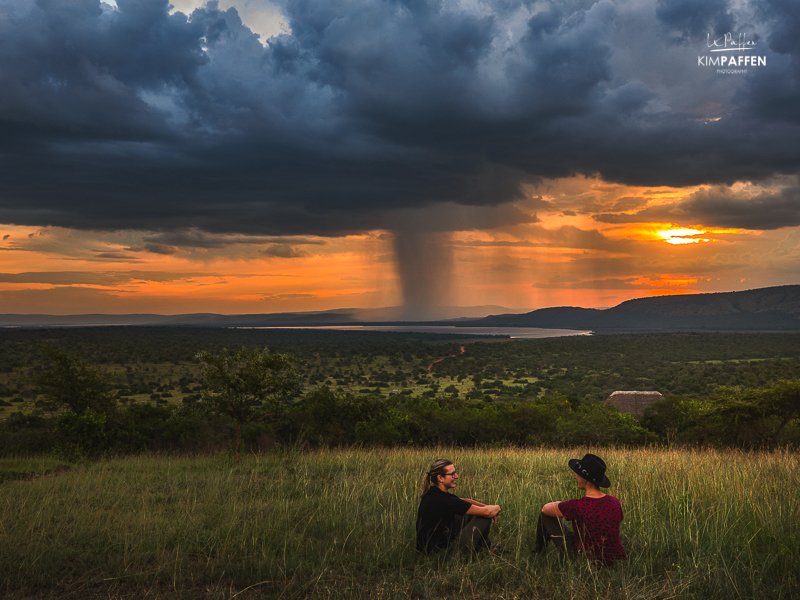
558,494,626,565
536,453,626,565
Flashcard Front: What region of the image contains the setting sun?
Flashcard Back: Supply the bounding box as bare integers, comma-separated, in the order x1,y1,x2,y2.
657,229,708,245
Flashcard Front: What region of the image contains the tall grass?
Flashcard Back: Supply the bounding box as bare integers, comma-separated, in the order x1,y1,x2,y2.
1,447,798,599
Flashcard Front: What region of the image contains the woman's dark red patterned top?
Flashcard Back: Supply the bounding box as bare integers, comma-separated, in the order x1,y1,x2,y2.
558,495,626,565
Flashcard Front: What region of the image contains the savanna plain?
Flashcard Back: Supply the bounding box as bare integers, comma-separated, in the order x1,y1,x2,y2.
2,328,800,599
2,447,798,600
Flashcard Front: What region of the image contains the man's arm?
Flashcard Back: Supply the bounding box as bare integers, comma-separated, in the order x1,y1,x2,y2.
466,503,501,520
462,498,487,507
541,501,564,518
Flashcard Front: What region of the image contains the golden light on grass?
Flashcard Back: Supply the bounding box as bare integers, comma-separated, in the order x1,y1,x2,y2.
2,448,798,599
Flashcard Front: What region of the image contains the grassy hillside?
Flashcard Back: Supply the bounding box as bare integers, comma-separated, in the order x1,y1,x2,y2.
2,448,798,599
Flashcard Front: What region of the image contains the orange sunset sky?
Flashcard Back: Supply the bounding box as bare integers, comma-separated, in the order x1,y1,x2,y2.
2,176,796,315
2,0,800,316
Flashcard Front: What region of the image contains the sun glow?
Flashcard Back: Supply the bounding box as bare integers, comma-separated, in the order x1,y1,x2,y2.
657,228,708,244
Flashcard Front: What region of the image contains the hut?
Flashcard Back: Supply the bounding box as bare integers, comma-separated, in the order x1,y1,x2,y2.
604,391,664,417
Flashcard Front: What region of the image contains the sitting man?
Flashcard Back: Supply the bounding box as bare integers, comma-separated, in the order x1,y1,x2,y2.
416,459,502,554
535,453,626,565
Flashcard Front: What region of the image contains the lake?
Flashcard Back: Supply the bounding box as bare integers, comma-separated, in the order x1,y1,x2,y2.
245,325,592,339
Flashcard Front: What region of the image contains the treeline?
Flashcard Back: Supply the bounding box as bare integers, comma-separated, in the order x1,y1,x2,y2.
3,380,799,458
641,380,800,447
4,328,800,407
0,326,475,369
2,328,800,457
0,389,655,456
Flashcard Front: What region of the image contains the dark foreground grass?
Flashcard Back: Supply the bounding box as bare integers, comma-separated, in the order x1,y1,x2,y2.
1,448,798,599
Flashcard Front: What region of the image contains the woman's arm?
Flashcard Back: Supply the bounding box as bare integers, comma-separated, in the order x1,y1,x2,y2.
541,501,564,518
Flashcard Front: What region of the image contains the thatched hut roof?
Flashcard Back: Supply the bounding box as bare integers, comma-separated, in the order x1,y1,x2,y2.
604,391,664,417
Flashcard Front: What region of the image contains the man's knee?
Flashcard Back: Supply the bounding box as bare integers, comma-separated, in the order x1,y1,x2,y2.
457,515,492,551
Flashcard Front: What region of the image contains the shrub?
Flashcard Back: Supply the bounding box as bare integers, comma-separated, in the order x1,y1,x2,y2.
549,403,657,446
54,410,109,458
291,388,413,446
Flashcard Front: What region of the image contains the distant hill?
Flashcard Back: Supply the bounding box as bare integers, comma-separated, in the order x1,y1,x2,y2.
4,287,800,330
466,285,800,331
0,311,364,328
0,305,522,328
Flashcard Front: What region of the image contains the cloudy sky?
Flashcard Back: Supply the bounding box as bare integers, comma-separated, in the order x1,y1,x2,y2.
1,0,799,316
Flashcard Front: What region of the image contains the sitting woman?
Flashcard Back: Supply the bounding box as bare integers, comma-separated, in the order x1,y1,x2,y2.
416,459,502,554
535,453,626,565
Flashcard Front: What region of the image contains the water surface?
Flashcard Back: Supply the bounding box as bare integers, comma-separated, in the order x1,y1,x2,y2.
248,325,592,339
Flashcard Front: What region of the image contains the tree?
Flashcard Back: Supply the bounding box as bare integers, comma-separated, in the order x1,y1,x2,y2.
641,395,707,444
34,344,116,415
198,347,300,463
707,380,800,447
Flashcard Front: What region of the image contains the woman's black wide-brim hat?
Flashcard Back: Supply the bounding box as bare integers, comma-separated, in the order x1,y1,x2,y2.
568,453,611,488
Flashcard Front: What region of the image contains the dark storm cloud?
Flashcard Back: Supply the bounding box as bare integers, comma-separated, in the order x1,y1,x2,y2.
0,271,116,285
679,184,800,229
656,0,734,41
0,0,799,237
0,270,208,284
140,230,326,248
453,225,629,251
140,243,178,254
93,251,140,260
739,0,800,124
593,182,800,229
260,243,308,258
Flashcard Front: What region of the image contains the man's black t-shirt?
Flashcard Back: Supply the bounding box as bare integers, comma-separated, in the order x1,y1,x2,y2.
416,487,471,552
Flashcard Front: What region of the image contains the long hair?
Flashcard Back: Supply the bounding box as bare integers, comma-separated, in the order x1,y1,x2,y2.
420,459,453,497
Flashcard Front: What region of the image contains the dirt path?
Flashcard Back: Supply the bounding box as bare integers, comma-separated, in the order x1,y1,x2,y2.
426,346,465,371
